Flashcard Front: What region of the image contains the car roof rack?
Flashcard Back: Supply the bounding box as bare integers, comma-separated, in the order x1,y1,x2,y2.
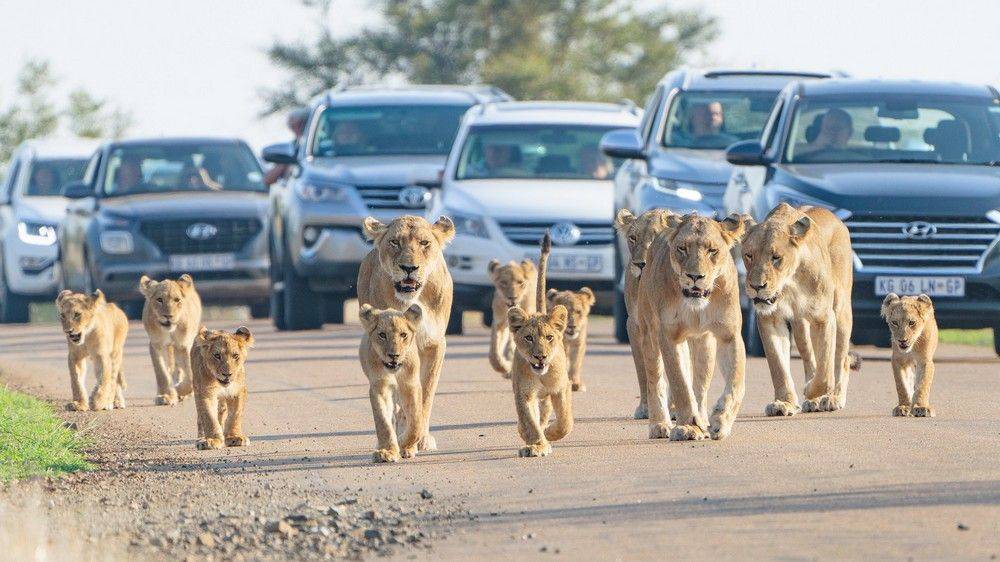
701,69,836,79
330,83,512,104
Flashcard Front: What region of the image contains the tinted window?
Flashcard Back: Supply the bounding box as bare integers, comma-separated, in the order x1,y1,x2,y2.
102,143,265,196
25,158,88,196
2,159,21,201
663,91,780,149
312,104,470,157
456,125,622,180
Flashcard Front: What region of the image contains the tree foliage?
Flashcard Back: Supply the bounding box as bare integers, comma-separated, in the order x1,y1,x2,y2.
263,0,717,113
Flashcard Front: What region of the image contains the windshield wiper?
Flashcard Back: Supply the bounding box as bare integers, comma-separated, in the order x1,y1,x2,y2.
874,158,942,164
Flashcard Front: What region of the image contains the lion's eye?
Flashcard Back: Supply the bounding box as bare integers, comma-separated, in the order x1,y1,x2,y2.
173,298,181,303
891,321,899,327
59,313,65,320
232,353,239,360
677,247,687,256
546,335,554,342
707,248,719,256
908,320,916,327
420,240,430,247
378,332,387,340
74,313,81,320
744,253,752,261
214,352,222,359
771,255,781,265
389,240,400,249
628,235,637,243
157,297,164,303
525,335,533,342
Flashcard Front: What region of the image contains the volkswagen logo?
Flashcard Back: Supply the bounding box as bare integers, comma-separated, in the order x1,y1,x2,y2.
398,186,431,209
550,222,582,246
186,223,218,240
902,221,936,240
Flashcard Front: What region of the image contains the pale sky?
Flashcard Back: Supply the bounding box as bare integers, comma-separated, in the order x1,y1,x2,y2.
1,0,997,152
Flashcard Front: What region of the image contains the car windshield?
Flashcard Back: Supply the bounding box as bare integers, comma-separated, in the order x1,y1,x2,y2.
312,104,470,157
102,143,265,196
663,91,779,149
455,125,622,180
26,158,88,196
784,94,1000,164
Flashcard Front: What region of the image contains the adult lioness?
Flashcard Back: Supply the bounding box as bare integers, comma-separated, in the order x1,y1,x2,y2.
487,259,537,377
636,213,750,441
358,215,455,451
742,203,853,415
139,274,203,406
192,326,254,450
56,289,128,411
546,287,594,392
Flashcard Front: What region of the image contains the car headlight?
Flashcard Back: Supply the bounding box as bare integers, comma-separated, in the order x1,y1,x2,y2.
650,178,703,202
296,181,350,202
766,185,851,220
17,221,58,246
448,211,489,239
100,231,134,254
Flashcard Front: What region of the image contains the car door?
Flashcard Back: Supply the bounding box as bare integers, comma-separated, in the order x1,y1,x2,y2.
61,150,102,289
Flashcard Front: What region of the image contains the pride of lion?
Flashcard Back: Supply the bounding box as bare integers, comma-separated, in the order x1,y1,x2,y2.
56,206,942,460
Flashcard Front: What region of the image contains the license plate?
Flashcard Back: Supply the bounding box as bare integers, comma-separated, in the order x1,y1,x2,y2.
169,253,236,272
528,253,603,274
874,276,964,297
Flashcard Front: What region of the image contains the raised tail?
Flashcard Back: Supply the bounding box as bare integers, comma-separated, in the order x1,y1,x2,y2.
536,232,551,314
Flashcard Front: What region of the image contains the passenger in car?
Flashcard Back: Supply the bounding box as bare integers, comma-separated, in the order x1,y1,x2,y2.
580,147,611,179
30,164,60,196
804,108,854,153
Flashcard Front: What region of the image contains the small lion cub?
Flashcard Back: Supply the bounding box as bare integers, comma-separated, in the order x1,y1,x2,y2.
56,289,128,411
881,293,938,417
359,303,424,463
487,259,537,378
546,287,595,392
192,326,254,450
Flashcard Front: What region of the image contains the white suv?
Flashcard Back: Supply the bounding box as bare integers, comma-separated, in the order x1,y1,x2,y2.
0,139,99,322
435,101,641,330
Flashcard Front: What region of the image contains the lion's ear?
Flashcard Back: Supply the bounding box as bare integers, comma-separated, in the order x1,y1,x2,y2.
548,305,568,333
403,303,423,325
139,275,157,296
431,215,456,246
507,306,528,332
916,294,934,316
546,288,558,301
487,259,501,276
881,293,900,317
788,215,812,244
719,213,752,245
177,274,194,291
664,212,683,229
90,289,106,306
358,303,377,328
520,259,536,274
56,289,73,305
614,209,636,233
234,326,254,348
579,287,595,306
362,216,387,242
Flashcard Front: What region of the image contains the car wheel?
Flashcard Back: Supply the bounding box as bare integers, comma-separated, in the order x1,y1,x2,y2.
325,294,346,324
282,252,324,330
481,306,493,328
0,257,31,324
743,307,766,358
249,301,270,319
992,327,1000,358
269,245,287,330
446,307,463,335
613,286,629,344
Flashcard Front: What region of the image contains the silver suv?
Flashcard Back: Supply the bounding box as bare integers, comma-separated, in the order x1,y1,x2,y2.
262,85,511,330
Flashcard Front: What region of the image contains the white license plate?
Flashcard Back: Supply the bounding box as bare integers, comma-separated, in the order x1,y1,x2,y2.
528,253,603,274
169,253,236,272
875,276,965,297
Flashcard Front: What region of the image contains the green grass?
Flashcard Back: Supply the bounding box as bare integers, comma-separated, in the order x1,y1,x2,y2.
938,328,994,348
0,387,91,482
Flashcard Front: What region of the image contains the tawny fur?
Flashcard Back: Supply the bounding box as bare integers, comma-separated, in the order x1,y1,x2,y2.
139,274,203,406
635,213,750,441
359,303,425,463
56,290,128,411
357,214,455,451
487,259,537,377
741,203,854,416
881,293,938,418
191,326,254,450
546,287,595,392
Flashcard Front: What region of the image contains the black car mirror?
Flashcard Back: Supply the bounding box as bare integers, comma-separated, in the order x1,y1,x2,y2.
262,142,298,165
600,129,645,160
725,140,770,166
62,181,95,199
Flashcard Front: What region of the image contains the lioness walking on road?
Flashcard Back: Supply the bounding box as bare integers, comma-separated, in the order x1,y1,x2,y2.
487,259,537,378
881,293,939,417
508,233,573,457
56,289,128,411
358,215,455,451
359,303,425,463
192,326,254,450
139,274,203,406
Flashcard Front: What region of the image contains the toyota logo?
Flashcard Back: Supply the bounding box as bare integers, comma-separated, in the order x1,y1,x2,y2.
549,222,582,246
398,186,431,209
902,221,936,240
186,223,219,240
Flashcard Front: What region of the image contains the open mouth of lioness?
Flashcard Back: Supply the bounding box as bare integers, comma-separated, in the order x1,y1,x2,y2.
682,288,712,299
529,359,547,374
382,360,401,371
66,332,82,344
394,278,422,294
216,375,232,386
158,319,173,328
753,295,778,307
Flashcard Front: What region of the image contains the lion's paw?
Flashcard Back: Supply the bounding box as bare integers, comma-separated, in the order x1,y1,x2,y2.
571,382,586,392
65,400,89,412
417,433,437,451
709,413,734,440
90,398,114,411
400,447,418,459
113,398,126,409
802,397,835,413
892,404,912,417
518,442,551,458
764,400,799,417
670,424,707,442
648,421,672,439
373,448,401,463
155,392,178,406
225,435,248,447
912,406,935,418
821,395,842,411
196,438,223,450
633,402,649,420
174,381,193,400
502,372,512,380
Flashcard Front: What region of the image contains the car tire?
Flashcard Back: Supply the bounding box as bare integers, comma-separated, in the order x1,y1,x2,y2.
269,244,287,330
743,307,766,358
325,294,346,324
122,301,144,321
992,327,1000,358
282,255,324,330
481,306,493,328
446,307,463,335
613,286,629,344
249,301,270,319
0,258,31,324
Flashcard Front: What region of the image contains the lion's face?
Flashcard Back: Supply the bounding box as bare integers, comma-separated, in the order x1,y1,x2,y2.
364,215,455,302
56,290,103,344
140,274,195,329
359,303,422,372
615,209,677,278
667,214,747,309
196,327,254,386
546,288,594,340
881,293,933,351
507,305,567,376
489,259,535,307
742,212,811,316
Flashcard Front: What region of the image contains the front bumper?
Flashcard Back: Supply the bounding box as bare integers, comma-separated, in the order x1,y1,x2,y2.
3,235,60,297
853,273,1000,330
94,256,270,303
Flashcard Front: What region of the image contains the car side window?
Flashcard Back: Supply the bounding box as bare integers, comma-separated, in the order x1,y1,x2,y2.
1,157,22,203
83,151,101,187
639,87,665,145
762,97,786,154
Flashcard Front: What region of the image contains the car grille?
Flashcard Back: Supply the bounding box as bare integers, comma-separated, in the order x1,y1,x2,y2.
139,218,262,255
845,215,1000,272
355,185,427,211
497,221,614,247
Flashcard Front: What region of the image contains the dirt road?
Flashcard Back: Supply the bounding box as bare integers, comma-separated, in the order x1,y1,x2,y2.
2,316,998,560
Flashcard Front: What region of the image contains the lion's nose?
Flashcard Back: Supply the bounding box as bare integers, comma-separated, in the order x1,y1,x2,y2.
162,314,174,321
400,265,418,274
387,353,400,361
750,282,767,291
898,339,909,347
634,261,646,270
686,273,704,282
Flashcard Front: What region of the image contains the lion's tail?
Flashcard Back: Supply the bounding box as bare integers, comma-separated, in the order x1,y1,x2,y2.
536,232,551,314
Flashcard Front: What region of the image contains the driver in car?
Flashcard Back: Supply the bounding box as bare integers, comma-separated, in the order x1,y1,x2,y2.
30,164,60,196
468,143,516,177
333,121,368,154
687,102,738,147
115,156,150,192
805,108,854,153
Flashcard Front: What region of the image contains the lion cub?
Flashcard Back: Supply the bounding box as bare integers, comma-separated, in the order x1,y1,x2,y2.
881,293,938,417
56,290,128,411
359,303,424,463
139,274,203,406
487,259,537,377
192,326,254,450
546,287,595,392
508,233,572,457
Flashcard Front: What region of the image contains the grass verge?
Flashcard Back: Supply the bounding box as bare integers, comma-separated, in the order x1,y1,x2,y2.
939,328,994,348
0,387,90,482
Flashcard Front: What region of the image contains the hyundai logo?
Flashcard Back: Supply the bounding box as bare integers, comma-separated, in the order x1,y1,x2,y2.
902,221,936,240
398,186,431,209
550,222,582,246
186,223,219,240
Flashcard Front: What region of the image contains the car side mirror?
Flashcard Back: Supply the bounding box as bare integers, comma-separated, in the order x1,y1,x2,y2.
600,129,645,160
725,140,770,166
262,142,298,165
62,181,95,199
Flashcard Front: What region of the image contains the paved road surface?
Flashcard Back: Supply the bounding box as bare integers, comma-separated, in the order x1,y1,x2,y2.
2,316,998,559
